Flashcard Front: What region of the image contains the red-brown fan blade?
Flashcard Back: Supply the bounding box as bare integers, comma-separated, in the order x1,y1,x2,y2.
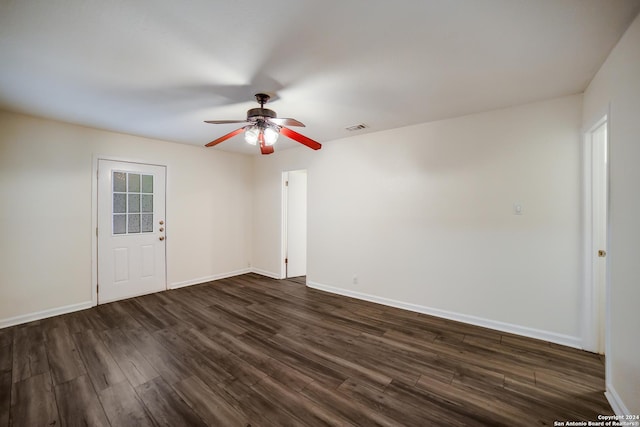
260,145,275,155
269,117,305,127
258,133,274,155
280,127,322,150
205,127,244,147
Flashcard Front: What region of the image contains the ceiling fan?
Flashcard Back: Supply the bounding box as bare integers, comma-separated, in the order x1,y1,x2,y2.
204,93,322,155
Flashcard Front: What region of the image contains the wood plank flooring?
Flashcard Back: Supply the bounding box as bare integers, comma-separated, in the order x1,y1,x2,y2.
0,274,611,426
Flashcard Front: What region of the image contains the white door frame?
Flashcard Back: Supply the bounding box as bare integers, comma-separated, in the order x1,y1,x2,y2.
91,155,168,306
581,112,610,355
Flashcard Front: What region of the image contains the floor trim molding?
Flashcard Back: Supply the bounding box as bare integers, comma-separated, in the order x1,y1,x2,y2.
250,268,281,280
169,268,251,290
0,301,93,329
307,280,583,349
605,384,630,416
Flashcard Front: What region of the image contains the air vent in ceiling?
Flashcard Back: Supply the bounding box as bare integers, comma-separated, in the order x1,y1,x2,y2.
345,123,368,132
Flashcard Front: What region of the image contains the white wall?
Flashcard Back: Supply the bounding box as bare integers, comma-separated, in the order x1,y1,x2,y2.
0,111,253,323
583,13,640,415
0,94,587,352
253,94,584,345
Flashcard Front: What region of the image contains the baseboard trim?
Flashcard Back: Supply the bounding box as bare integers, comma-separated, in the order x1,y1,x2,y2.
250,268,282,280
605,384,630,416
169,268,251,289
307,281,582,349
0,301,93,329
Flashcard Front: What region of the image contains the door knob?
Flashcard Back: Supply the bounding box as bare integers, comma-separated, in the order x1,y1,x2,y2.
159,220,164,225
159,236,165,241
159,227,164,232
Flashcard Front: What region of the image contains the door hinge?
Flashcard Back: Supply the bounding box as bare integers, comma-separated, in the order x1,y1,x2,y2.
96,283,99,294
598,250,607,258
96,227,98,237
285,180,289,187
285,258,288,264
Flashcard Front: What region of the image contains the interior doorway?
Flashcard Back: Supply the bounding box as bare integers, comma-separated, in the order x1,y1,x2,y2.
583,116,608,355
282,170,307,278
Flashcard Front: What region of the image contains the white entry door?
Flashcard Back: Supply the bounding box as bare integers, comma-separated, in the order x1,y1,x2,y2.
98,160,166,303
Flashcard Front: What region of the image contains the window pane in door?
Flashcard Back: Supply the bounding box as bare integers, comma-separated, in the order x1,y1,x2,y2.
113,214,126,234
111,170,155,235
128,173,141,192
128,194,140,213
113,194,126,213
141,194,153,213
113,172,126,192
128,214,141,233
141,214,153,232
142,175,153,193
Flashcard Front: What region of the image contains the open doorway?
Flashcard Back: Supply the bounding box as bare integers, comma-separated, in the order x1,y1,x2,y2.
583,115,608,355
282,170,307,279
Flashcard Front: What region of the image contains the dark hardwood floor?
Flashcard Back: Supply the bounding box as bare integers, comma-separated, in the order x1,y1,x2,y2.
0,273,611,426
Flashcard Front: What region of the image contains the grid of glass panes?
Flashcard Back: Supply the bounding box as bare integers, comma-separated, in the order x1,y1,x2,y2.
112,171,153,235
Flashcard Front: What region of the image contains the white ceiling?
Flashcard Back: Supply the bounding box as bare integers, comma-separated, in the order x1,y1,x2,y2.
1,1,639,155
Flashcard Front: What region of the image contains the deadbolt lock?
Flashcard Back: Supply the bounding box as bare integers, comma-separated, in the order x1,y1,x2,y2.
598,250,606,258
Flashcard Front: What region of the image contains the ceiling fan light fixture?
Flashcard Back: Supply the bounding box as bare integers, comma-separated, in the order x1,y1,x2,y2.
244,125,259,145
263,125,279,146
205,93,321,153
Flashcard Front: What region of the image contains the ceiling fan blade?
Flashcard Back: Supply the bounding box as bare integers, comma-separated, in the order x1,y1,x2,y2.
269,117,305,127
205,127,245,147
258,133,274,155
260,145,275,155
280,127,322,150
204,120,249,125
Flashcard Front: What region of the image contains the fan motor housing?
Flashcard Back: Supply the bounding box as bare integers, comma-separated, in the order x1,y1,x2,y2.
247,108,277,120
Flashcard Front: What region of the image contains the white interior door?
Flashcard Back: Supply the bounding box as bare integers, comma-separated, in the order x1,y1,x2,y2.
591,121,608,354
98,160,166,303
285,170,307,278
